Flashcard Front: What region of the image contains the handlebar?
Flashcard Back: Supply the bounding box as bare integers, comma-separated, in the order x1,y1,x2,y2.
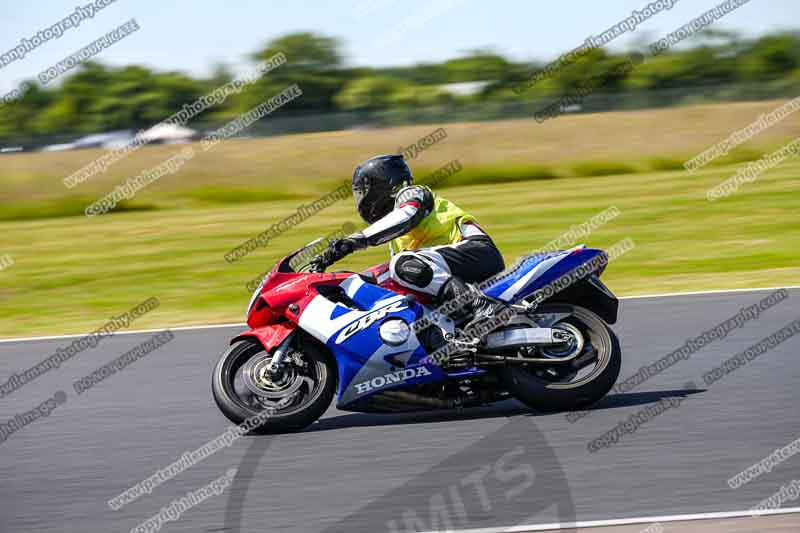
306,237,351,273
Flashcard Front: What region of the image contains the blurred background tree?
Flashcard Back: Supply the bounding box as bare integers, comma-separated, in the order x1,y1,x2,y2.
1,29,799,143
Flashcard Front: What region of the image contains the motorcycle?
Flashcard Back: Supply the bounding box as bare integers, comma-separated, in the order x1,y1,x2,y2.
212,238,622,433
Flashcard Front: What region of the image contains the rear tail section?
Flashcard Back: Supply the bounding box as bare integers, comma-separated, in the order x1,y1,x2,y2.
481,246,608,304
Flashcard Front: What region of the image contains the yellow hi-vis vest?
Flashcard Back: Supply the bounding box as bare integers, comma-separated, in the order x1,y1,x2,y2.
389,186,476,254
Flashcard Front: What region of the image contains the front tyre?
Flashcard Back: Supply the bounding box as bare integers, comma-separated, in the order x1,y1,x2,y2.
498,304,621,411
212,335,336,433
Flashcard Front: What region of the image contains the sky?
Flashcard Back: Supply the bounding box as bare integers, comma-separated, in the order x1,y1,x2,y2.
0,0,796,94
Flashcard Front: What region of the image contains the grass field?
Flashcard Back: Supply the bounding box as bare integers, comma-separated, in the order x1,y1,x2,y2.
0,100,798,337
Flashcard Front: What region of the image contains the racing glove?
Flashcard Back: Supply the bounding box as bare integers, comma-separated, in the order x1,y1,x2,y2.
322,233,367,265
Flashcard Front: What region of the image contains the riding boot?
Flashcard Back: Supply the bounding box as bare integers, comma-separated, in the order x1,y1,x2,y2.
435,277,507,325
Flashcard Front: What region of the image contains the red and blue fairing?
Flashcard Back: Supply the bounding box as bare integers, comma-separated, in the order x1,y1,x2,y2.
235,241,615,412
295,275,450,410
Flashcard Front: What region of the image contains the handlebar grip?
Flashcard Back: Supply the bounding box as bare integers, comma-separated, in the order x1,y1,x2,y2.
310,254,328,273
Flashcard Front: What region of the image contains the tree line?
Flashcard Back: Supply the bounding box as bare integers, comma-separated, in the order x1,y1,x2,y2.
1,29,798,140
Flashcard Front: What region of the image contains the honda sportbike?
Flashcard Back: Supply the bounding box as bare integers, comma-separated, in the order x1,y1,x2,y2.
212,239,622,432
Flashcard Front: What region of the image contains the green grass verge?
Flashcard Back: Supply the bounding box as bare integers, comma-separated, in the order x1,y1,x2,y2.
571,161,638,177
183,186,308,205
647,158,686,171
0,146,774,223
0,157,797,338
0,197,157,221
436,165,560,187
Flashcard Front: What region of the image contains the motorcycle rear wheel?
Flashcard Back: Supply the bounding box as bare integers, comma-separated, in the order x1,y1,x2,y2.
212,336,336,433
498,303,621,411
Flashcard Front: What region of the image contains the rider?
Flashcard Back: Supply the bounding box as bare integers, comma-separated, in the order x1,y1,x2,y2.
323,154,506,322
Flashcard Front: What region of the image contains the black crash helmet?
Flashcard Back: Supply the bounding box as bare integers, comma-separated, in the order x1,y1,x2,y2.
351,154,413,224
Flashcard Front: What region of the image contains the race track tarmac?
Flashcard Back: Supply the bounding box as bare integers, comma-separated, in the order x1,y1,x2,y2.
1,288,798,532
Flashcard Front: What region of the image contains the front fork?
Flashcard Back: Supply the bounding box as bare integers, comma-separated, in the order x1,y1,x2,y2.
265,331,296,377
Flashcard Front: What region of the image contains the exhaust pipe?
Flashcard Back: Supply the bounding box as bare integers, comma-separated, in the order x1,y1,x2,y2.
485,327,564,350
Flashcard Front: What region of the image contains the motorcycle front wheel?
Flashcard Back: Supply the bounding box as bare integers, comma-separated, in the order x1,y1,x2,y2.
212,335,336,433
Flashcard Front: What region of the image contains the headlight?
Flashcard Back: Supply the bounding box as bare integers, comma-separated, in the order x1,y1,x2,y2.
246,279,267,319
379,319,410,346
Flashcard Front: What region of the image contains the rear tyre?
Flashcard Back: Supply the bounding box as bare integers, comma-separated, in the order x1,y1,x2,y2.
212,335,336,434
498,304,621,411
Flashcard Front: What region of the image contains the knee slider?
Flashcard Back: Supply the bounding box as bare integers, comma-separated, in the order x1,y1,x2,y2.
392,253,433,287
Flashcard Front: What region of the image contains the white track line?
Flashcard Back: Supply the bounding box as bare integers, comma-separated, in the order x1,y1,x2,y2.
1,285,797,344
0,322,246,344
419,506,800,532
620,285,800,300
